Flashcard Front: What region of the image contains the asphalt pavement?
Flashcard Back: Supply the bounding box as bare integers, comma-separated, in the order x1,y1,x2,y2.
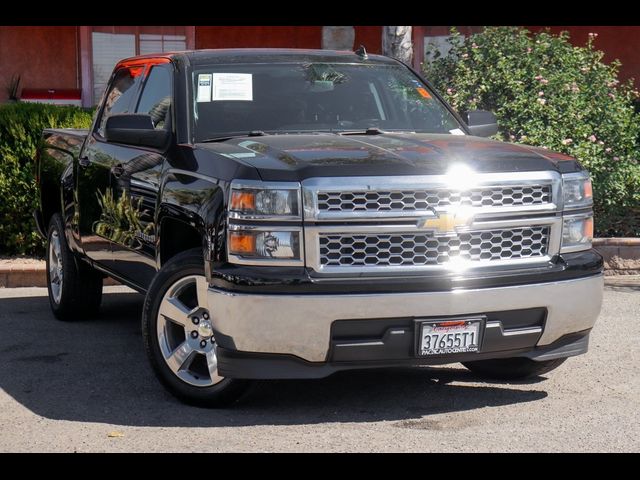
0,283,638,452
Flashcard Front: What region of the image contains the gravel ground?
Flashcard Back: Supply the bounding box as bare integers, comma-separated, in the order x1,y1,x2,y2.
0,284,638,452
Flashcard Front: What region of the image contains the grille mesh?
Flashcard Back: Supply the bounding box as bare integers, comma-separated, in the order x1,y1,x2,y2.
319,227,550,267
317,186,551,212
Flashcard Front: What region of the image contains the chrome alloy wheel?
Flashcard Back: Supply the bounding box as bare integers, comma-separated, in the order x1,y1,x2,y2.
157,275,223,387
48,231,64,304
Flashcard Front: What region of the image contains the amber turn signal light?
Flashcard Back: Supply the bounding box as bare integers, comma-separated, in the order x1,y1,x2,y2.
229,232,256,255
230,190,256,212
583,215,594,240
584,179,593,200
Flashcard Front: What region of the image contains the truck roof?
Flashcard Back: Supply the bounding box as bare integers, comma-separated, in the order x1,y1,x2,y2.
115,48,399,69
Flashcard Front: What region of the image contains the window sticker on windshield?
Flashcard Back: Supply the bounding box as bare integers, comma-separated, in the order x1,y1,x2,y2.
197,74,212,102
212,73,253,101
416,87,432,99
449,128,466,135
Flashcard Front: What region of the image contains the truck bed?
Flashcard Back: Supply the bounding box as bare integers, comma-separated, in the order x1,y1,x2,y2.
44,128,89,137
34,128,89,236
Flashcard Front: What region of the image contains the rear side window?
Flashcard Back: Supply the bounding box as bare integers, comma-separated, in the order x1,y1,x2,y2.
97,66,144,137
136,64,172,130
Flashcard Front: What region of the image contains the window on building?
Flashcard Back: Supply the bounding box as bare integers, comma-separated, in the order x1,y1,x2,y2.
91,30,185,105
92,32,136,105
423,34,465,63
139,34,186,55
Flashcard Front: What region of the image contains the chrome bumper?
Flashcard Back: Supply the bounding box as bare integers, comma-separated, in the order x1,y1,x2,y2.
208,274,603,362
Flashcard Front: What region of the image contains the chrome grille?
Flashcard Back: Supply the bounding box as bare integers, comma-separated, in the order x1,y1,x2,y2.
319,227,550,267
317,185,552,212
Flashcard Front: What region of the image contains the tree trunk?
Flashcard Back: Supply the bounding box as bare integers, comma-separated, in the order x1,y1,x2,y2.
382,26,413,64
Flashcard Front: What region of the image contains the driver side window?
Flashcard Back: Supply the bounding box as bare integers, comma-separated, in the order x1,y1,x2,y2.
97,66,144,137
136,64,172,130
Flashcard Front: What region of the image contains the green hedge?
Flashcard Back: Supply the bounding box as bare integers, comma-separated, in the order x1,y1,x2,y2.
0,103,94,256
423,27,640,237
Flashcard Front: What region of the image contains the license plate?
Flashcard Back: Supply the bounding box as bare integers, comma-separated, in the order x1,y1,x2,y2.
418,318,483,356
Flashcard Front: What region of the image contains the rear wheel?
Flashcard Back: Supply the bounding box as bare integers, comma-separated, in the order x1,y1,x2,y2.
462,357,567,380
142,248,248,407
46,213,103,320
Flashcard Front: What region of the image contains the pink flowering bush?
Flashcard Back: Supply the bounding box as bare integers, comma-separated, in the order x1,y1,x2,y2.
423,26,640,236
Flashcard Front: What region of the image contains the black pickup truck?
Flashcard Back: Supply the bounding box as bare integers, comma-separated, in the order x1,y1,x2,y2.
34,49,603,406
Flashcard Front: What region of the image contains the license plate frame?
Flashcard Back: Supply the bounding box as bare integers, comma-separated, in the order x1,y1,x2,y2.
415,316,486,357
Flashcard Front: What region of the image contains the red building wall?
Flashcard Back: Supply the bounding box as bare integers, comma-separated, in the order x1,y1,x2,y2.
354,26,382,53
529,26,640,87
0,26,79,102
195,26,323,49
195,26,381,52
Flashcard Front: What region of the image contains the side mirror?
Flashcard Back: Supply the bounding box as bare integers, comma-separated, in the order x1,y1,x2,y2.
104,114,170,148
464,110,499,138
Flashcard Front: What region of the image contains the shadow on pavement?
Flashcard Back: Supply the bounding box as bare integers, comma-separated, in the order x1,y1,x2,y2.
0,291,548,427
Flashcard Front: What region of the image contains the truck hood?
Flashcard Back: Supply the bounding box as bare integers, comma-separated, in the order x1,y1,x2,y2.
196,133,583,182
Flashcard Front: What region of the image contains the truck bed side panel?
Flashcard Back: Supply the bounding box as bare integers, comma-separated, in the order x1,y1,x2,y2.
36,129,88,250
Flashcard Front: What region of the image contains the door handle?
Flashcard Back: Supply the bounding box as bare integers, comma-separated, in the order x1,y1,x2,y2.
111,164,125,178
78,157,90,167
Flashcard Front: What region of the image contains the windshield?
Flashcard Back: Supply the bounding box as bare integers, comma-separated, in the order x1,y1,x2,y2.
190,62,463,141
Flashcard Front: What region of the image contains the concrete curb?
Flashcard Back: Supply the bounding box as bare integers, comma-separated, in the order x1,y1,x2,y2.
593,238,640,276
603,275,640,287
0,264,46,288
593,238,640,246
0,262,119,288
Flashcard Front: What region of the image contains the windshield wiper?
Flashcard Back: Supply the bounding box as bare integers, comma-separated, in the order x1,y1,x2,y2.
199,130,269,143
337,128,420,136
336,127,386,136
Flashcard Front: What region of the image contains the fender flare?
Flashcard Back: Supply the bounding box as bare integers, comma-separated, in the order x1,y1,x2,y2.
156,169,227,281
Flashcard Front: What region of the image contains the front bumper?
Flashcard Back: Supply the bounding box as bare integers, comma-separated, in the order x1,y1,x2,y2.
208,273,603,377
215,330,591,379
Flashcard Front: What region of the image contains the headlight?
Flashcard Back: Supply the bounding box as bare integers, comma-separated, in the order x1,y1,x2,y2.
228,227,302,264
229,181,300,219
562,171,593,210
561,213,593,253
227,180,303,266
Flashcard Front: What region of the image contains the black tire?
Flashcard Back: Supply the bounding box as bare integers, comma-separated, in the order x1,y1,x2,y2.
46,213,103,320
142,248,249,408
462,357,567,380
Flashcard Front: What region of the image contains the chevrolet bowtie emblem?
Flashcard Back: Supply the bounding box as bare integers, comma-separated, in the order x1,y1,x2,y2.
419,211,474,233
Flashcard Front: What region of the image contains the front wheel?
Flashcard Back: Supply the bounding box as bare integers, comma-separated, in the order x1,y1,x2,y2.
462,357,567,380
142,248,248,407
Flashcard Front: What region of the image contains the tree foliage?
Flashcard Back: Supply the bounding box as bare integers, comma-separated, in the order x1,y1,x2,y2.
423,26,640,236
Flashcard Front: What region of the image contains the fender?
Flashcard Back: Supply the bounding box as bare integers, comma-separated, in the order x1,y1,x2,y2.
157,168,229,282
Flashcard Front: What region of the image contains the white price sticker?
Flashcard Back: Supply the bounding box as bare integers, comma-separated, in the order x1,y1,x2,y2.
212,73,253,101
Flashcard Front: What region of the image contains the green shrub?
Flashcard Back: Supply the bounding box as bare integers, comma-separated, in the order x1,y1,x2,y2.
423,26,640,237
0,102,94,256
